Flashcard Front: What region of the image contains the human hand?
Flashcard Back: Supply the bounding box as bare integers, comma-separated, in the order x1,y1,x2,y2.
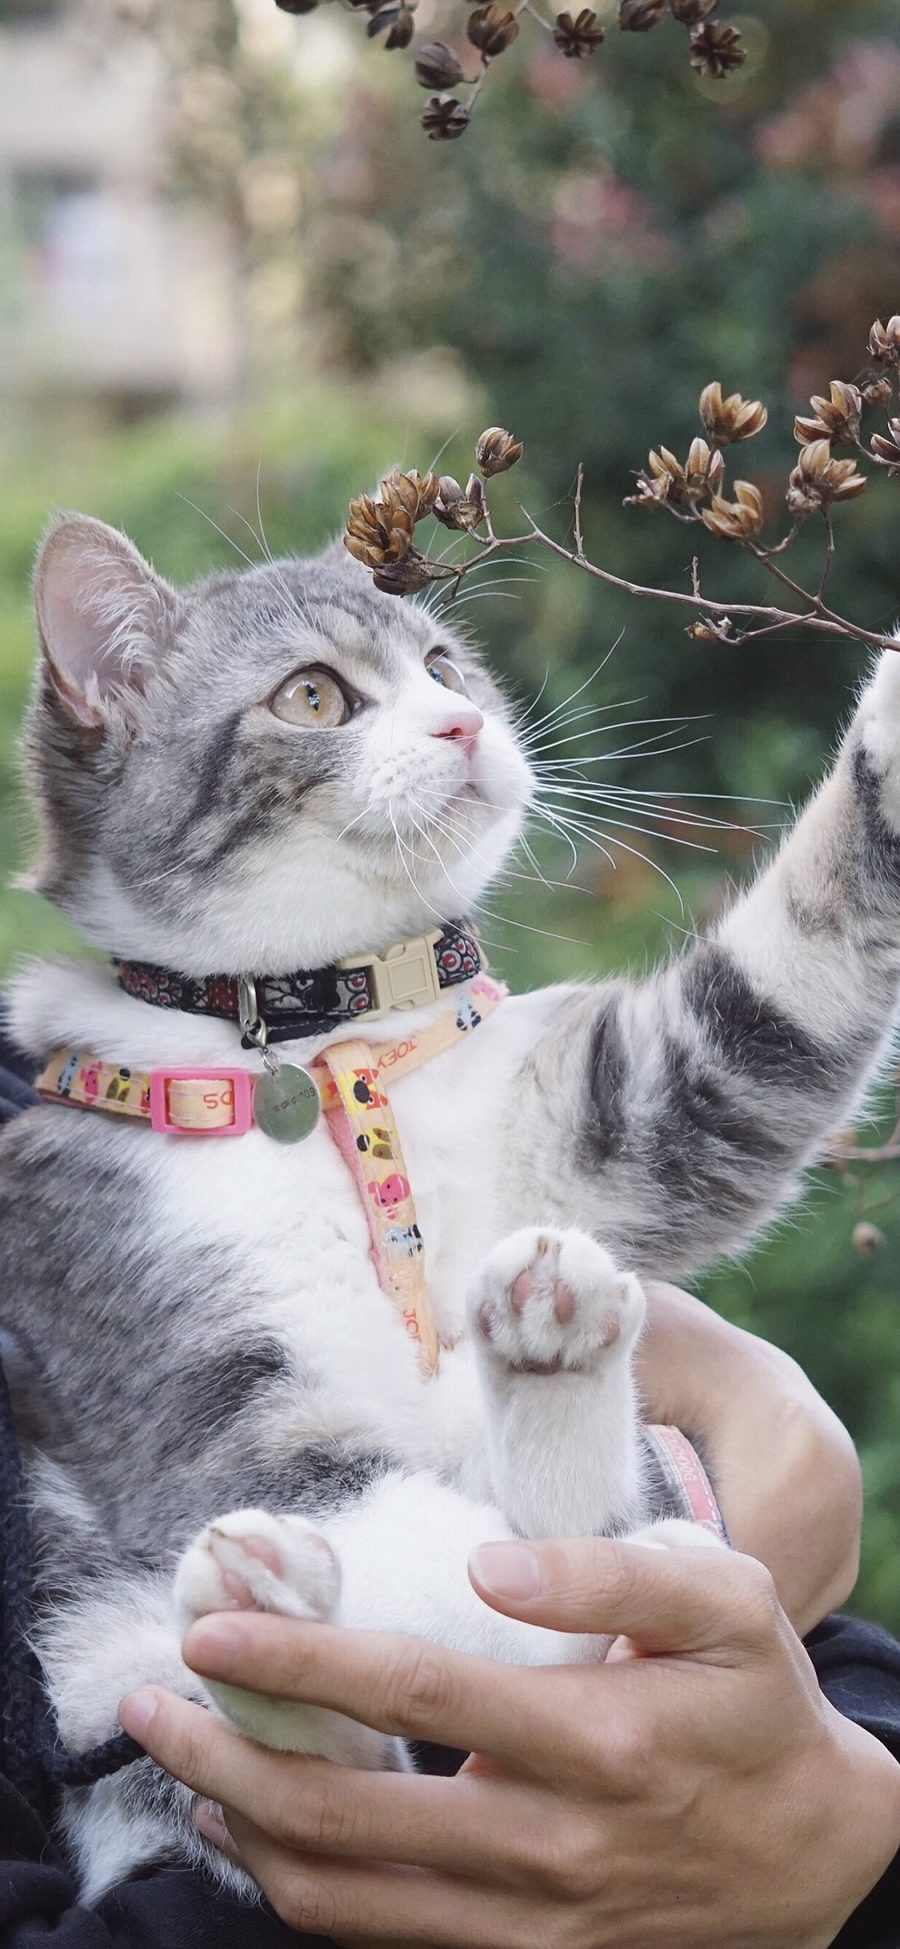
120,1536,900,1948
638,1282,862,1634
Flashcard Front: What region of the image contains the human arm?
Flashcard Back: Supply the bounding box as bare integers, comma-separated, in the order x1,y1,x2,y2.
637,1282,862,1635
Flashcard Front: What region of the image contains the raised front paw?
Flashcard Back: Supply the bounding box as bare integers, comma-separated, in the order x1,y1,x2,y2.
173,1507,341,1633
469,1226,645,1376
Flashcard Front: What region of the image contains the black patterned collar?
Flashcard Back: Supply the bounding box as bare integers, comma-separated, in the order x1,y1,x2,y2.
114,923,483,1046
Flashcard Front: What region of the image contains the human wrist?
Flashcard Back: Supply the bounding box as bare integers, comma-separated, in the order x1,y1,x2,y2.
805,1703,900,1943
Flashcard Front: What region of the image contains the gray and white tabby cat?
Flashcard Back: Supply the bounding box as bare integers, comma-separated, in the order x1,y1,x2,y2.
2,512,900,1900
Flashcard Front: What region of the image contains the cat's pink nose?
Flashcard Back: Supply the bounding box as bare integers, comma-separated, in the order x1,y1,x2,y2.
431,706,484,749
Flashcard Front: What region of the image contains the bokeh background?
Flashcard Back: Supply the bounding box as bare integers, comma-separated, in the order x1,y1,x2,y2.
2,0,900,1622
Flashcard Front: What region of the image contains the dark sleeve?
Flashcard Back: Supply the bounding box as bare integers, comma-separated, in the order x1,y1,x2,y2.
0,1024,38,1125
807,1614,900,1947
0,1772,332,1949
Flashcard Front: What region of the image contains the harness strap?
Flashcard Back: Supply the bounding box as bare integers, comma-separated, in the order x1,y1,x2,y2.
320,1038,440,1378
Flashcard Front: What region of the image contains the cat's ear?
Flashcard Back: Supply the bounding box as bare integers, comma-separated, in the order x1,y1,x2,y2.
34,514,180,729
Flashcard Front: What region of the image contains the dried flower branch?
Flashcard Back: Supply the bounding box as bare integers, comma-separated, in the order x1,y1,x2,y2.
343,320,900,1181
274,0,747,142
342,315,900,650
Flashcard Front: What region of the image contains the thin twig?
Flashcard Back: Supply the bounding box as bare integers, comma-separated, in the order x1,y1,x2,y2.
427,514,896,653
573,463,585,560
817,512,835,602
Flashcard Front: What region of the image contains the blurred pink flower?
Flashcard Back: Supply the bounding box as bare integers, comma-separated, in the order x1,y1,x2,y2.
549,167,676,270
757,39,900,176
524,45,593,107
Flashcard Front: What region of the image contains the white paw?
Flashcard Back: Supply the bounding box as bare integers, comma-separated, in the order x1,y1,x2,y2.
469,1226,645,1376
173,1507,341,1633
629,1516,725,1552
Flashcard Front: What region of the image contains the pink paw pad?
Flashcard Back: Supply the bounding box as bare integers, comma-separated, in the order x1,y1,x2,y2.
553,1281,576,1325
212,1530,283,1608
510,1269,535,1313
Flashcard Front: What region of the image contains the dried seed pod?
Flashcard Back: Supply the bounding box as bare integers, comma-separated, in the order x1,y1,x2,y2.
699,381,768,443
689,19,745,75
373,551,437,595
467,4,519,54
553,8,606,56
853,1220,886,1258
871,419,900,472
420,94,471,138
687,617,725,642
344,470,438,571
464,473,487,520
684,436,726,496
669,0,717,20
414,40,464,87
434,473,487,529
626,446,685,507
794,380,862,447
476,426,524,475
619,0,666,27
367,2,416,46
861,373,894,407
701,481,764,540
869,316,900,366
390,468,440,520
786,440,867,516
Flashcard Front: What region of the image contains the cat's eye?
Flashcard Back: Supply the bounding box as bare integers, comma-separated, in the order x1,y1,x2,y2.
426,649,467,695
271,667,350,729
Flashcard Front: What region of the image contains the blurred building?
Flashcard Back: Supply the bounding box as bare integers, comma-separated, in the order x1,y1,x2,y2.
0,0,242,415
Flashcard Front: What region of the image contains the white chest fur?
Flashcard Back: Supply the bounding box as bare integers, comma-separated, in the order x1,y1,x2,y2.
13,960,564,1453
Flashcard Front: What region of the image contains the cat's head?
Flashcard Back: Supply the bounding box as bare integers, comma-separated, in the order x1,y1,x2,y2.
26,514,533,972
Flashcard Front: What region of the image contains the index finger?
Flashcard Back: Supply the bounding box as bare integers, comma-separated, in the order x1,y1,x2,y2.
183,1613,599,1774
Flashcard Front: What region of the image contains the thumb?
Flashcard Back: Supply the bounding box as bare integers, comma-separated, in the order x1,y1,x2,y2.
469,1535,777,1656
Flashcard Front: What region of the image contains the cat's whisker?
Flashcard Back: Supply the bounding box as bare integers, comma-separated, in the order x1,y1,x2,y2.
335,805,375,844
539,785,769,837
516,638,626,740
519,696,646,738
440,817,593,895
538,804,687,913
537,806,614,878
528,713,702,759
407,804,478,911
601,786,786,807
506,662,551,737
225,501,324,644
173,493,260,572
426,426,463,476
536,731,709,766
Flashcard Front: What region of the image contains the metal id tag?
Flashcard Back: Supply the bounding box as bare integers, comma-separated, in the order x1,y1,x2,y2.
254,1062,320,1144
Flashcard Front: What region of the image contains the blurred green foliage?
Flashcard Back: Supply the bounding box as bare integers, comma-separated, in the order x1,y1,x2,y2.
1,0,900,1626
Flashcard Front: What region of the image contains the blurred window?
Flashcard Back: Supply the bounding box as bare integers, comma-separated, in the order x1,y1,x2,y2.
0,3,64,23
12,170,121,323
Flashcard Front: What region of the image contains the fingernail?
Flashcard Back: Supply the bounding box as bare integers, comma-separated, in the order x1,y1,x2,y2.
470,1542,542,1599
183,1617,243,1674
194,1799,229,1850
118,1687,160,1743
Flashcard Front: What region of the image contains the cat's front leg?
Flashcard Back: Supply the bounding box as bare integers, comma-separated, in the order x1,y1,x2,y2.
512,648,900,1277
468,1225,647,1538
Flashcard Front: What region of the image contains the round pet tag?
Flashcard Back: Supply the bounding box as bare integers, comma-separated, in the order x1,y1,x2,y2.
254,1064,320,1143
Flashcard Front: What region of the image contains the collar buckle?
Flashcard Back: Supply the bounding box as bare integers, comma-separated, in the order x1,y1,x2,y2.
340,929,444,1021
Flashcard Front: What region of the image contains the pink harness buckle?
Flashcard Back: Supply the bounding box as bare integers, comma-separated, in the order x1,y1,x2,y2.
149,1067,254,1137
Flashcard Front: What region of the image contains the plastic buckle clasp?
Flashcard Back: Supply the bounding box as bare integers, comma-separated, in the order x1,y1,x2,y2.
341,930,443,1020
149,1067,254,1137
